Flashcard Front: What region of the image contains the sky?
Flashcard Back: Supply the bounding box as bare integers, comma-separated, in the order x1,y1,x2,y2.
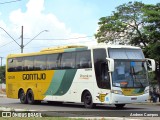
0,0,159,65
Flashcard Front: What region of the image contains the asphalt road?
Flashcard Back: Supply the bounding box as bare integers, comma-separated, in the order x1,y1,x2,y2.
0,97,160,117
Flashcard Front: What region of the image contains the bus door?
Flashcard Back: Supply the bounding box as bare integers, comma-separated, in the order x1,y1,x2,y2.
93,48,111,103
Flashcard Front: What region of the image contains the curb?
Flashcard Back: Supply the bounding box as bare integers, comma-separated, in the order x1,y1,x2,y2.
0,94,6,98
133,102,160,105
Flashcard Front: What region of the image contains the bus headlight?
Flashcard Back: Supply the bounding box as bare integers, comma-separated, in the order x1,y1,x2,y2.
111,90,123,95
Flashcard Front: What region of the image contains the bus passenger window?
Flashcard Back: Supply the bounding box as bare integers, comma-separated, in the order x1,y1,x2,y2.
60,52,76,69
76,50,92,69
47,54,59,70
34,55,47,70
8,58,16,72
80,58,89,68
15,57,23,71
23,56,34,71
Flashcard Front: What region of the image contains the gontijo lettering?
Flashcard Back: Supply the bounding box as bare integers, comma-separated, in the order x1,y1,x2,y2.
22,73,46,80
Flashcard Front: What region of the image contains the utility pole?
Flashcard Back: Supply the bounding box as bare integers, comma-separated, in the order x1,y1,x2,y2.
21,26,24,53
0,57,2,66
0,26,47,53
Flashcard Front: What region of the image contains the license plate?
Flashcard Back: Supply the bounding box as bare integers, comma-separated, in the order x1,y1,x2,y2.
131,97,137,100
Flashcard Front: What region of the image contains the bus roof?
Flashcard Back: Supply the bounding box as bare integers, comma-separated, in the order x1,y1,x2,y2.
7,44,141,58
40,45,86,52
91,43,141,49
7,45,87,58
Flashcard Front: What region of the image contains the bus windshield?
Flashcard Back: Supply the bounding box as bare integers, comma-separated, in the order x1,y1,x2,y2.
108,48,149,88
112,60,148,88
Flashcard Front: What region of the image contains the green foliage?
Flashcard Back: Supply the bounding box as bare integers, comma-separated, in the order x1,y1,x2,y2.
0,117,85,120
95,1,147,46
0,66,5,83
148,72,157,85
143,3,160,44
142,4,160,84
146,43,160,60
95,1,160,48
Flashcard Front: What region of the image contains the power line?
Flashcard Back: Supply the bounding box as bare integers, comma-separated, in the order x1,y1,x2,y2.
23,35,94,41
0,35,93,49
24,39,94,50
26,40,94,50
0,38,20,48
0,39,95,53
0,0,21,4
0,41,14,48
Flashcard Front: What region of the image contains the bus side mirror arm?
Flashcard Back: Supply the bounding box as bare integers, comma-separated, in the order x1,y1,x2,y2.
106,58,114,72
146,58,155,72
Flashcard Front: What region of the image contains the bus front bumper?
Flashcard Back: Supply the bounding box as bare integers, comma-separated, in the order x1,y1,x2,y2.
111,93,149,104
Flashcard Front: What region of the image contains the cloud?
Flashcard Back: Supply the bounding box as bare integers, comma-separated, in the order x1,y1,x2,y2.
3,0,95,53
26,0,44,14
0,20,9,45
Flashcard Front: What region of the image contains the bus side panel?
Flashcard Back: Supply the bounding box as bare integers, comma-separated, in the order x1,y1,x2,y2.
6,72,22,99
43,69,95,103
67,68,94,102
6,70,54,100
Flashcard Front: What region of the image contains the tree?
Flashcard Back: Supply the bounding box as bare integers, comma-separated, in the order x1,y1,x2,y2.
143,3,160,44
95,1,148,47
143,3,160,92
0,66,5,83
146,43,160,101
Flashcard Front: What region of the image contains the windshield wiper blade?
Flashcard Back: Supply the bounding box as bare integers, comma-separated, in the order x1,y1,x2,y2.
131,67,144,88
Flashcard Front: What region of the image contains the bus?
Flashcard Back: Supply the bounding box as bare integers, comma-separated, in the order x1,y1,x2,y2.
6,44,155,108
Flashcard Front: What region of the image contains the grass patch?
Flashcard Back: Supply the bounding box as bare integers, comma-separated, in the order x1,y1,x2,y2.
0,117,85,120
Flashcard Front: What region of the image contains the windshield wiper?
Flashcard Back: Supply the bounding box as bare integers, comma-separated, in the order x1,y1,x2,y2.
131,67,144,88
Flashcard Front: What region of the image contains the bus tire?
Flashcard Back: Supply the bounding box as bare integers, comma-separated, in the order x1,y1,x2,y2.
26,89,35,104
83,91,95,109
115,104,125,109
19,90,27,104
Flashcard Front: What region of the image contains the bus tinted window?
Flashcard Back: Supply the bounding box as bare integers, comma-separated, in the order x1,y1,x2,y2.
15,57,23,71
23,56,34,71
61,52,76,69
47,54,59,70
34,55,47,70
76,50,92,68
109,48,145,59
7,50,92,71
93,48,110,89
8,58,16,72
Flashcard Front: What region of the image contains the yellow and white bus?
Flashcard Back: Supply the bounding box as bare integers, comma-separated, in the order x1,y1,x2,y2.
6,44,155,108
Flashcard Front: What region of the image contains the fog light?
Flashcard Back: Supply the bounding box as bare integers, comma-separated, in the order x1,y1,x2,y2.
111,90,122,95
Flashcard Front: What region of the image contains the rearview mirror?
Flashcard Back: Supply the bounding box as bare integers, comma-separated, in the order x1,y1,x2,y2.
146,58,155,72
106,58,114,72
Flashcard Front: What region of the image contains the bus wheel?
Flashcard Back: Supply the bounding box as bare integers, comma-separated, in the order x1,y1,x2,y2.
115,104,125,109
19,90,27,104
83,91,95,109
26,89,35,104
